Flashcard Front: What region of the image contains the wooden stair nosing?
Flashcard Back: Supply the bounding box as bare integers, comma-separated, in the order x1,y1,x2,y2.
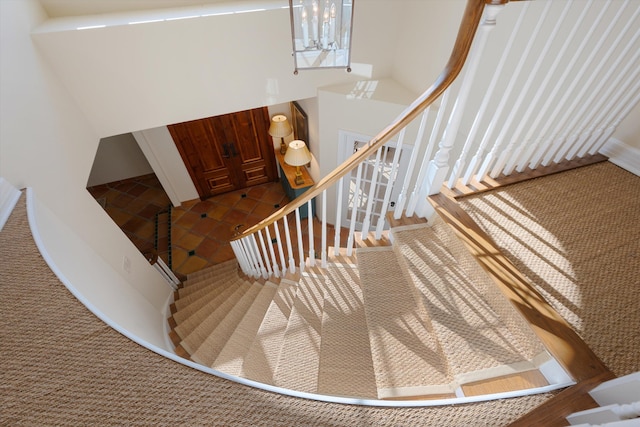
212,281,280,375
191,281,264,367
179,281,253,356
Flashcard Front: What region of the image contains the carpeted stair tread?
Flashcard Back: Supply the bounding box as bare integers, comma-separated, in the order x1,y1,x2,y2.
429,217,544,360
184,259,238,283
272,274,326,393
174,271,238,310
212,281,280,375
191,281,264,366
242,279,298,384
392,223,542,382
357,246,452,399
178,268,239,297
173,275,244,326
317,265,377,398
177,280,251,354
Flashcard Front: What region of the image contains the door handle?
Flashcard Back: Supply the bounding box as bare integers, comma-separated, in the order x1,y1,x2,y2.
229,142,238,157
222,143,230,158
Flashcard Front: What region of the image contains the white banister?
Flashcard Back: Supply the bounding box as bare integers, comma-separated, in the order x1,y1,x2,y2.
274,220,288,274
321,190,327,268
346,163,364,256
295,208,305,272
376,128,405,239
476,1,552,181
502,1,594,176
333,177,344,256
360,146,383,237
461,2,529,186
489,0,573,178
307,199,315,267
283,214,295,273
515,0,619,173
540,4,640,167
395,109,430,219
264,225,280,277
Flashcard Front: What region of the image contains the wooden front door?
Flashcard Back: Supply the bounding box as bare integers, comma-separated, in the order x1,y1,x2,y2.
168,107,277,199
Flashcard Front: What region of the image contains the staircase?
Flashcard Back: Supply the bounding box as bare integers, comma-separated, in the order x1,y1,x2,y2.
169,215,558,401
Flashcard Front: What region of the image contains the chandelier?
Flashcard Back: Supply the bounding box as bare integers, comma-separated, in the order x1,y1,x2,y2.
289,0,354,73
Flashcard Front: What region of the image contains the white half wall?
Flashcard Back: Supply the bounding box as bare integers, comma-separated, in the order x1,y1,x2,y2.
133,127,199,206
87,132,154,187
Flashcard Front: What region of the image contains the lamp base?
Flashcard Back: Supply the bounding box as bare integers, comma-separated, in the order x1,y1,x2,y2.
280,139,287,155
294,167,304,185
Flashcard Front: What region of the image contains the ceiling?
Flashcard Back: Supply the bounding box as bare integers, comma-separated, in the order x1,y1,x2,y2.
38,0,273,18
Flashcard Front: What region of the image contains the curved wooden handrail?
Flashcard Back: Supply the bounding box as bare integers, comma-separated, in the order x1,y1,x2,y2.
233,0,505,242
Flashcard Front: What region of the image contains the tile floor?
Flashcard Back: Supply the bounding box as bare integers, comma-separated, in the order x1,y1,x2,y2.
88,174,347,278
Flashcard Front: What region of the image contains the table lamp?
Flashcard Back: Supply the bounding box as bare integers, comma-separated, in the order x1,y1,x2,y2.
284,140,312,185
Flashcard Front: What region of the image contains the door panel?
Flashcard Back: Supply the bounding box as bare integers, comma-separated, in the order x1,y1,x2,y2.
168,107,277,199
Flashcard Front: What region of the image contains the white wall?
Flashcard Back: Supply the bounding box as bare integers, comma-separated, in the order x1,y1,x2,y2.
31,1,402,139
87,133,154,187
0,0,172,349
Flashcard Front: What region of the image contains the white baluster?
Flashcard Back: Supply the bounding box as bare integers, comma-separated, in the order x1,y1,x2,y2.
462,2,529,185
240,237,259,278
264,225,280,278
489,1,573,178
394,110,428,219
307,199,316,267
516,0,617,172
274,220,288,275
283,214,296,274
257,229,272,278
540,4,640,166
250,234,267,278
333,177,344,256
321,190,327,268
360,146,383,237
502,1,593,175
346,163,364,256
376,128,405,238
406,92,450,217
230,240,250,276
476,1,552,181
295,208,305,272
566,53,640,161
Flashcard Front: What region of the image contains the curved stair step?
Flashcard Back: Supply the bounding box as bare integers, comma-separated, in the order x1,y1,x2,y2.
356,246,453,399
191,281,264,366
174,269,240,314
173,276,243,328
392,223,547,390
184,259,238,283
272,274,326,393
317,265,377,399
241,279,297,384
177,267,239,300
211,281,280,375
177,280,251,354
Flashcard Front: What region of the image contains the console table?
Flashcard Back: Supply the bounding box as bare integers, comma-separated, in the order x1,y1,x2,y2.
275,150,315,219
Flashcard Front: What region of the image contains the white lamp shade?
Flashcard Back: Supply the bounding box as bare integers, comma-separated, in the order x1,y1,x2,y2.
268,114,293,138
284,140,312,166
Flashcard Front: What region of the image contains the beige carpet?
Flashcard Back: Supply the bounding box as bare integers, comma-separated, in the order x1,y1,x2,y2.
0,195,554,426
459,161,640,377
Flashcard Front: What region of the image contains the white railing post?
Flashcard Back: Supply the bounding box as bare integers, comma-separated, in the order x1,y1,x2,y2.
333,177,344,256
257,229,272,278
420,4,505,210
360,147,383,237
346,163,364,256
264,225,280,277
274,220,288,275
395,110,430,219
376,129,405,238
283,214,296,274
321,190,327,268
295,208,305,272
588,88,640,157
250,234,267,278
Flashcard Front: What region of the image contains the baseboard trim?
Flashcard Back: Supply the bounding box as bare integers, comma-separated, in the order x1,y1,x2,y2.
0,177,21,232
599,138,640,176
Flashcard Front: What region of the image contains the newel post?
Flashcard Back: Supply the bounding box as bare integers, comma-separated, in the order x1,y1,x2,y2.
415,2,505,216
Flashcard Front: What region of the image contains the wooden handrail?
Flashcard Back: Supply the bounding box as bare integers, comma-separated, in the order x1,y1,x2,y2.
233,0,507,242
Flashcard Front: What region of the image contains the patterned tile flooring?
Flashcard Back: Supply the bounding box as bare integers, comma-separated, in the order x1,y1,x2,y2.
88,174,343,278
